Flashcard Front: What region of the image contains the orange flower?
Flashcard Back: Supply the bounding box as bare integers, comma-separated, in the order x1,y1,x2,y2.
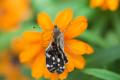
11,38,25,53
0,51,29,80
0,0,30,31
19,9,94,80
90,0,119,11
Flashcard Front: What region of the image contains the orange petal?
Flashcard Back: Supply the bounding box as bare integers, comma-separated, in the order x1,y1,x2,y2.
50,74,58,80
43,68,58,80
11,38,24,53
42,31,52,48
59,69,68,80
72,54,86,69
85,44,94,54
37,12,53,31
107,0,119,11
54,9,73,31
66,50,86,69
43,68,51,79
32,52,45,78
19,45,41,63
65,39,94,55
65,52,75,72
90,0,104,8
101,1,108,10
64,16,88,39
23,31,42,43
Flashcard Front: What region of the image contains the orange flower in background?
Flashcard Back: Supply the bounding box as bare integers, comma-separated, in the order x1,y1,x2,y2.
0,0,30,31
19,9,94,80
11,38,25,53
0,51,29,80
90,0,119,11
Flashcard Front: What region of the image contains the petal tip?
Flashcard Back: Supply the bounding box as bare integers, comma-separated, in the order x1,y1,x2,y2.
86,44,94,54
37,12,53,31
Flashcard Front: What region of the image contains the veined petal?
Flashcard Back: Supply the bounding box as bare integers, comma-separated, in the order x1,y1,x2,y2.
107,0,119,11
37,12,53,31
19,45,41,63
32,52,45,78
65,39,94,55
90,0,104,8
64,16,88,39
54,9,73,31
23,31,42,43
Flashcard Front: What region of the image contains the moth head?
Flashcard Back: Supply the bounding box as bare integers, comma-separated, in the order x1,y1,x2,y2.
53,25,62,39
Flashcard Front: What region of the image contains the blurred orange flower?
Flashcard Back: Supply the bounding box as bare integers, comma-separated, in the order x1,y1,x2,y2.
0,0,30,31
90,0,119,11
0,51,29,80
18,9,94,80
11,38,25,53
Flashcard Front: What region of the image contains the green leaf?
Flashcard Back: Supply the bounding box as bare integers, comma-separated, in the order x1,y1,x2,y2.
0,29,24,51
66,69,102,80
78,30,109,48
0,75,5,80
90,13,108,36
31,0,95,20
105,31,119,47
83,68,120,80
86,45,120,67
21,65,32,78
111,13,120,36
0,23,41,51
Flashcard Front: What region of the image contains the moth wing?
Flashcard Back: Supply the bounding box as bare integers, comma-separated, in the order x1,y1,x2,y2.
46,42,58,73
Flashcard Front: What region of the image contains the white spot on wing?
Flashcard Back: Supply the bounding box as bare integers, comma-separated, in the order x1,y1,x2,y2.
46,53,51,58
58,64,60,66
57,58,60,62
51,65,53,67
53,62,56,64
47,64,50,67
60,67,63,69
52,57,55,60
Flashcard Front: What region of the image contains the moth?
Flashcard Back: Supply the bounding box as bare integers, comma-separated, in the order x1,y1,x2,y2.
46,25,68,74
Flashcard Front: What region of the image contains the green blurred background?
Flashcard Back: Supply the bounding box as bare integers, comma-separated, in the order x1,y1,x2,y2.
0,0,120,80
